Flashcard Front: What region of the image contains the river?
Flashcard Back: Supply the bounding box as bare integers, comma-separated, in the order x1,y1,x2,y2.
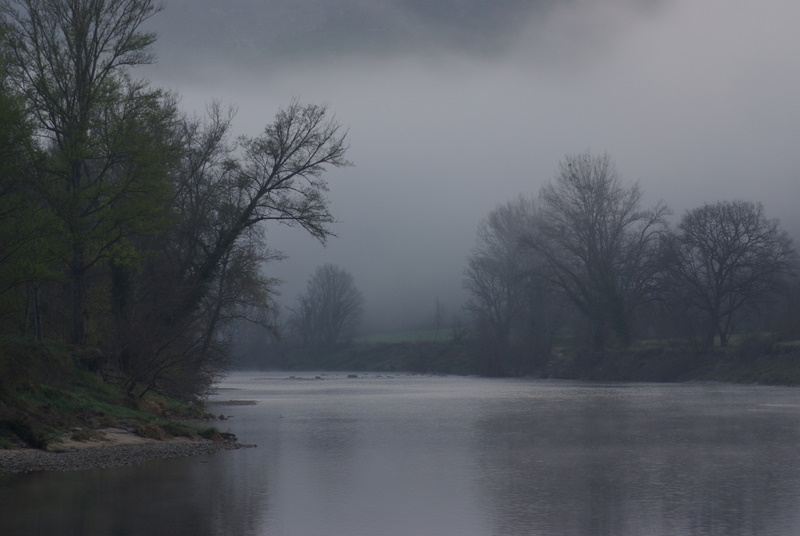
3,372,800,535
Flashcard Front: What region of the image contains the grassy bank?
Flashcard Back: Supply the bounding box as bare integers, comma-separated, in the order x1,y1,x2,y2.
0,339,222,450
546,338,800,385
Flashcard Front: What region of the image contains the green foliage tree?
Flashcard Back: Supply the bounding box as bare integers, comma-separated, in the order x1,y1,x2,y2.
1,0,178,345
0,60,34,291
0,1,354,404
0,35,63,338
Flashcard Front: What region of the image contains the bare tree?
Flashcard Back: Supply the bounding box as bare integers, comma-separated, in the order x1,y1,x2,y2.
465,196,535,348
529,152,668,352
662,200,797,348
114,101,348,398
296,264,364,348
175,100,350,317
464,195,560,375
432,297,446,341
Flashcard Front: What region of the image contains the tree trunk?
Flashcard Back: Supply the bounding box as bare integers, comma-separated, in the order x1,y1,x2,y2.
71,245,86,346
591,318,607,354
32,283,42,341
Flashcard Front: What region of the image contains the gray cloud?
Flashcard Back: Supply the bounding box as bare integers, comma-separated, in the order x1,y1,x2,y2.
154,0,539,53
141,0,800,332
149,0,665,76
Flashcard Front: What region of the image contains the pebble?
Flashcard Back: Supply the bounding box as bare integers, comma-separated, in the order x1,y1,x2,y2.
0,440,255,474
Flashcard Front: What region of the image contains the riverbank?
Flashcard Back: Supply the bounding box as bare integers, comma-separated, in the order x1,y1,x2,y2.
0,344,259,470
254,337,800,385
0,427,255,474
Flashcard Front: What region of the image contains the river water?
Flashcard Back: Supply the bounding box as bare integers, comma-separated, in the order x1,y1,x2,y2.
3,372,800,535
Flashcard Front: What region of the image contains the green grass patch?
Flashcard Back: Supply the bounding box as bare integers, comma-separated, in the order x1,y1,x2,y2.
160,421,201,438
2,350,216,448
17,376,149,424
0,338,225,449
197,427,222,441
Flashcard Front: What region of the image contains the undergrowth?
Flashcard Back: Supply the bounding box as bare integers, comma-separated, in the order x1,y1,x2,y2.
0,338,220,449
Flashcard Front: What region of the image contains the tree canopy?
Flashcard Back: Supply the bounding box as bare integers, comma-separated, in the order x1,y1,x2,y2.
465,153,798,376
663,200,796,347
0,0,351,398
530,152,668,351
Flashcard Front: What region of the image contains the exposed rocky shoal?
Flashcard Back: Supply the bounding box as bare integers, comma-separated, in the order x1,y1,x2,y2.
0,439,254,474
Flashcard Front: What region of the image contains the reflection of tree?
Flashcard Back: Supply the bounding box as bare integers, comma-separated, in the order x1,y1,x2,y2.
472,385,800,536
291,408,361,501
0,450,270,536
4,385,800,535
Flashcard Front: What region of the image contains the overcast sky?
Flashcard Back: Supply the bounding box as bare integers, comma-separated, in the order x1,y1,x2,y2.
141,0,800,332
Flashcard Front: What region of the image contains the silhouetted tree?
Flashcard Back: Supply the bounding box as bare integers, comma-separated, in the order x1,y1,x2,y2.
115,101,348,398
529,152,668,352
296,264,364,348
432,297,446,342
662,200,796,348
464,195,561,375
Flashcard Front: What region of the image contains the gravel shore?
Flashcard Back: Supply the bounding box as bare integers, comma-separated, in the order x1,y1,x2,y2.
0,439,254,474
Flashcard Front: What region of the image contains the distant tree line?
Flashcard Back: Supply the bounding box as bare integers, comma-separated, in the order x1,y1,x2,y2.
0,0,349,399
464,152,798,376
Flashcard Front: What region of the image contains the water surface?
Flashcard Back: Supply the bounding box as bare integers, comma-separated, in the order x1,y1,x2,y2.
3,373,800,535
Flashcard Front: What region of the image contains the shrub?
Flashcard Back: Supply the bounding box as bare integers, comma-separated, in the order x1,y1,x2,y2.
135,423,167,440
198,427,223,442
160,421,197,438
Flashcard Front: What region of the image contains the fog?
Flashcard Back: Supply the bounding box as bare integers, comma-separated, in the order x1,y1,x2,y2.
141,0,800,332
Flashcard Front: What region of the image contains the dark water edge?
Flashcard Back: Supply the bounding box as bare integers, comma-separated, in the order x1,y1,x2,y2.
237,339,800,385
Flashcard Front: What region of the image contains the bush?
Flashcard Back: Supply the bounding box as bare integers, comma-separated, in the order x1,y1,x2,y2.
198,427,223,442
135,423,167,440
735,333,778,362
160,421,198,438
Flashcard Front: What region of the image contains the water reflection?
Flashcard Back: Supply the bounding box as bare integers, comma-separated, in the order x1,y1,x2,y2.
252,377,489,536
0,447,270,536
3,375,800,536
473,383,800,535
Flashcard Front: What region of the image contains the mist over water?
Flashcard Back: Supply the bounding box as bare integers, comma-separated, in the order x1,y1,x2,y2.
5,373,800,535
4,2,799,532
